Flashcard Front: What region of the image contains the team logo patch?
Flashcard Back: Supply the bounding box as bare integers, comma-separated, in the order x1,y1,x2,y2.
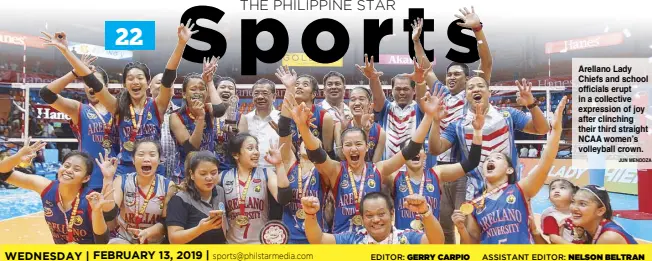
45,200,54,207
288,174,295,183
43,208,53,217
218,202,225,211
86,110,98,119
341,179,350,189
147,112,153,120
399,184,408,193
253,178,262,183
312,129,320,137
124,192,136,206
224,182,234,194
255,185,261,192
503,111,510,118
506,194,516,204
426,184,435,192
310,176,316,185
399,235,407,244
367,179,376,188
368,141,375,150
259,221,289,244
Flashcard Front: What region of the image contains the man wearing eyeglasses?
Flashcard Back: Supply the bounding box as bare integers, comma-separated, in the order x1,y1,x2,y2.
238,78,281,169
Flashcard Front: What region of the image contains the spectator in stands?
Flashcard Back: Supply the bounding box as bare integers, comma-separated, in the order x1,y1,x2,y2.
61,144,72,160
520,146,529,158
528,145,538,158
0,118,7,134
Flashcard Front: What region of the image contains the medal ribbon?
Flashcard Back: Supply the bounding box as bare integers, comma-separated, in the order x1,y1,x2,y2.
235,169,254,217
405,171,425,220
134,175,157,228
591,219,609,244
57,189,81,243
347,164,367,215
128,100,148,142
468,182,509,209
297,164,314,200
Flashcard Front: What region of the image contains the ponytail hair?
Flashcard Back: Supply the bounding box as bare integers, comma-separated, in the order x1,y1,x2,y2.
117,62,151,120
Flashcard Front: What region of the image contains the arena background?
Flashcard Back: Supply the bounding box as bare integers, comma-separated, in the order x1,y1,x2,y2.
0,0,650,243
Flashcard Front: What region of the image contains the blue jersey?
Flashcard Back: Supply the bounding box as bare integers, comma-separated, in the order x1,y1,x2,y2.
393,168,441,230
41,181,95,244
596,220,638,244
172,107,216,179
291,104,326,153
332,161,382,234
334,228,423,244
71,104,117,190
116,98,162,165
365,123,382,162
472,184,533,244
282,162,328,244
442,106,530,200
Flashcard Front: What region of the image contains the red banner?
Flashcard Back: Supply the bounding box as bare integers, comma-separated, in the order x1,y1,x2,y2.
544,32,624,54
0,31,45,49
0,71,61,83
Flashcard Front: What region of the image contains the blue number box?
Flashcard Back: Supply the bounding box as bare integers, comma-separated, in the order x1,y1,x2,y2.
105,21,155,50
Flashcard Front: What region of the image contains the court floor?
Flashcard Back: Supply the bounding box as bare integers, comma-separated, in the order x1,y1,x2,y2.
1,183,650,244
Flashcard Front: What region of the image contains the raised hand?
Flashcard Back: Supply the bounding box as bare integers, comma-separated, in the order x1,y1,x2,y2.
355,54,384,80
40,31,69,51
80,54,98,72
451,210,467,230
472,103,485,130
275,65,297,93
551,96,568,132
301,196,320,215
18,137,46,164
402,194,429,214
190,100,206,118
178,19,199,43
86,190,115,212
454,6,481,29
404,56,432,84
202,56,219,83
515,78,536,106
420,90,447,120
288,96,315,129
95,152,118,180
411,18,424,42
264,142,285,165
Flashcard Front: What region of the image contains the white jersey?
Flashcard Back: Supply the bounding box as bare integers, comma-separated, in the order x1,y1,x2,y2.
220,167,269,244
438,90,466,163
115,173,169,244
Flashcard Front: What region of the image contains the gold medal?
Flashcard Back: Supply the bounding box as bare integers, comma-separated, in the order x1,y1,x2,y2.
236,215,249,226
102,139,112,149
352,215,363,226
460,202,474,215
296,209,306,219
123,141,135,151
410,219,424,230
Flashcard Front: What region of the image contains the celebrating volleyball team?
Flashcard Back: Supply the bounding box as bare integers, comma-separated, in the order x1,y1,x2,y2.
0,7,638,245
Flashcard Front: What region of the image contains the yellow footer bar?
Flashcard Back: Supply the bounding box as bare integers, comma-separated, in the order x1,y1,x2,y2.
0,245,649,261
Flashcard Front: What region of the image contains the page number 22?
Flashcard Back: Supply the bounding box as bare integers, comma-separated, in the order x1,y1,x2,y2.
115,28,143,46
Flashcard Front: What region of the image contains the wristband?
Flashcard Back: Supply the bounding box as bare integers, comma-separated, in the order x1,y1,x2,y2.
278,116,292,137
0,170,13,182
82,73,105,93
401,141,423,161
161,69,177,88
71,70,79,78
211,104,227,118
472,22,483,32
306,147,328,164
40,87,59,104
526,101,540,110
